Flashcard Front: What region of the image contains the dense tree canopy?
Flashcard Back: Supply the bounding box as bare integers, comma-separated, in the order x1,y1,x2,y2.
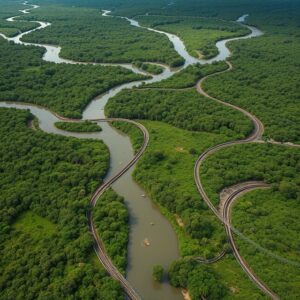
93,189,129,274
203,21,300,143
0,0,39,37
55,121,102,132
21,5,183,66
201,143,300,205
0,38,146,118
232,189,300,299
1,0,300,299
106,88,253,138
169,258,227,300
143,62,227,89
0,108,128,299
137,15,249,59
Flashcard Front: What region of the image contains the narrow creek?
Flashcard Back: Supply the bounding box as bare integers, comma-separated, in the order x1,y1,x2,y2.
0,2,263,299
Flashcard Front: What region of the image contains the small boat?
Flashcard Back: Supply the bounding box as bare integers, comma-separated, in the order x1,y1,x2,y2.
143,238,150,246
141,194,145,197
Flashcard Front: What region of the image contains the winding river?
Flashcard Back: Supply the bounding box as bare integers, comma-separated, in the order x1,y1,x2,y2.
0,2,263,299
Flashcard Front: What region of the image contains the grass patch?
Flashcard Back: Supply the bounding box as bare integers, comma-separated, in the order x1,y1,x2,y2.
13,211,56,239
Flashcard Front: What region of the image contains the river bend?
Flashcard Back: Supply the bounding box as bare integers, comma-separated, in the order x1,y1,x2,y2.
0,2,263,299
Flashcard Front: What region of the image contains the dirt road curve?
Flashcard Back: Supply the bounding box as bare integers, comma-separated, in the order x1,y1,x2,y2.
53,115,147,300
222,182,280,300
194,62,281,299
87,118,148,300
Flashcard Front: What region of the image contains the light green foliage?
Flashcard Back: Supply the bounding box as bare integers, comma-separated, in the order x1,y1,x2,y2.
106,88,253,138
0,38,146,118
13,211,56,239
232,189,300,299
55,121,102,132
132,121,230,257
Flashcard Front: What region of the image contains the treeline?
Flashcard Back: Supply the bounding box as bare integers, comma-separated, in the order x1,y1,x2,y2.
169,258,227,299
36,0,300,21
137,15,249,59
0,108,128,299
203,29,300,144
143,62,227,89
21,5,184,66
93,189,129,274
112,121,144,154
106,89,253,138
201,143,300,205
55,121,102,132
133,61,164,75
0,38,145,118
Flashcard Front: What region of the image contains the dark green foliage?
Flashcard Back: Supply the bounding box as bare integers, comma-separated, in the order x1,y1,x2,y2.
106,89,253,138
133,61,164,75
0,108,125,299
185,212,214,239
93,189,129,274
278,181,298,199
0,38,145,118
55,121,102,132
136,15,249,59
201,143,300,204
21,5,183,66
143,62,227,89
169,258,227,300
48,0,300,22
204,35,300,144
112,121,144,153
0,0,39,37
152,265,164,282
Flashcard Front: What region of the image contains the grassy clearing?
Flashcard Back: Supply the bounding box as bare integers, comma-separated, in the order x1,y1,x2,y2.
13,211,56,239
